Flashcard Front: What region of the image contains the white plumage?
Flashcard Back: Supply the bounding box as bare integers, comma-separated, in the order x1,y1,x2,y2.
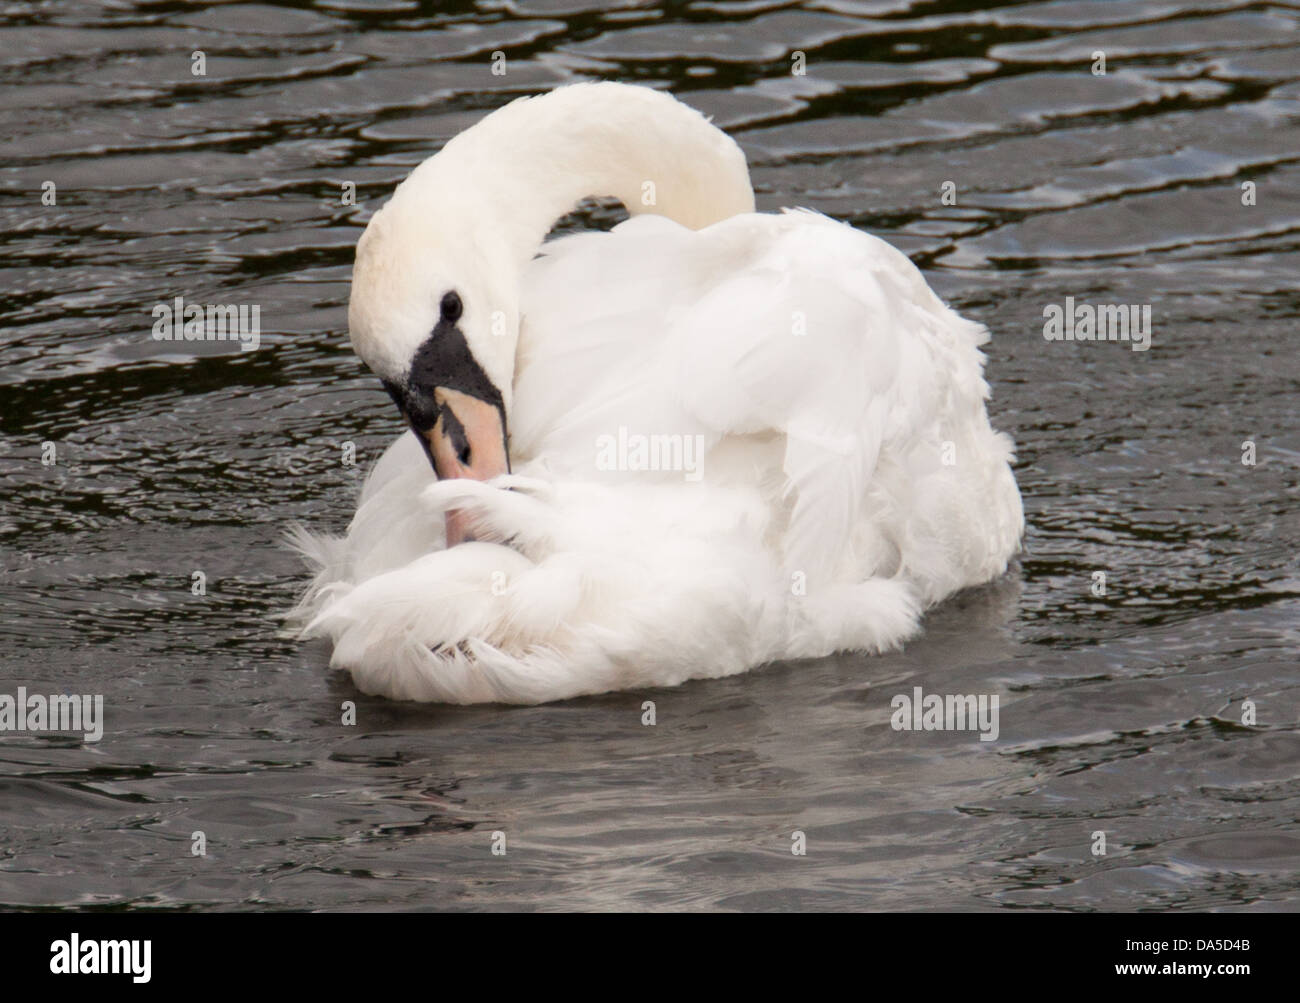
290,82,1023,705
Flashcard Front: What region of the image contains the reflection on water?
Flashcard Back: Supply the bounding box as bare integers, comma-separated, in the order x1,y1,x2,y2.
0,0,1298,910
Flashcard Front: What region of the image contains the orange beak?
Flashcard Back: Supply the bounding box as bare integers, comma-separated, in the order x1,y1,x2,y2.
422,387,510,546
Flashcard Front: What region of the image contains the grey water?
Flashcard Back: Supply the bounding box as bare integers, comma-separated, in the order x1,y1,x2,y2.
1,0,1298,911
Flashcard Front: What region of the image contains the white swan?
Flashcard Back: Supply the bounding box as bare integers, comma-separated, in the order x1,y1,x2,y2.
291,82,1023,705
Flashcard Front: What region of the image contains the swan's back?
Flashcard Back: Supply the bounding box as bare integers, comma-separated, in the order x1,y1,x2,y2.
512,210,1022,600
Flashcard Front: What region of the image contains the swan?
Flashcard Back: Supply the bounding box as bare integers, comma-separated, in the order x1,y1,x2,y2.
290,81,1024,705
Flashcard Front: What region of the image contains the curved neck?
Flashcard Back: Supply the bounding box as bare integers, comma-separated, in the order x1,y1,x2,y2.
404,83,755,277
351,84,756,417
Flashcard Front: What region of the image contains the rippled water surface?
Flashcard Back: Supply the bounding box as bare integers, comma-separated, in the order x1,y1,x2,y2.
1,0,1298,911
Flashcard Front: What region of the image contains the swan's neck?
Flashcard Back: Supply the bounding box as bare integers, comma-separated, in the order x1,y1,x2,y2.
352,84,756,415
407,83,755,277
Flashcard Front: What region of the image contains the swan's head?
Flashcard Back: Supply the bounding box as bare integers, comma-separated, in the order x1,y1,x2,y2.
348,191,518,544
345,82,757,547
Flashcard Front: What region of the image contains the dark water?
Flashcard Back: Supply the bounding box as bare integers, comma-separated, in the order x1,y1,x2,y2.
1,0,1298,911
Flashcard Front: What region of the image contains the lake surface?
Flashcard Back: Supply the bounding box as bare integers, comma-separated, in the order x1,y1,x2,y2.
1,0,1297,911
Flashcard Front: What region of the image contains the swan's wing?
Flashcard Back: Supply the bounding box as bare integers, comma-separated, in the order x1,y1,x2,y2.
514,210,1001,585
511,214,711,470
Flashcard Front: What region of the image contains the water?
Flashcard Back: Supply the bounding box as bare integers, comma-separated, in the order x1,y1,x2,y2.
1,0,1298,911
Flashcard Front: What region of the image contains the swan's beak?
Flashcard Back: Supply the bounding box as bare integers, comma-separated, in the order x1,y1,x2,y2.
411,387,510,546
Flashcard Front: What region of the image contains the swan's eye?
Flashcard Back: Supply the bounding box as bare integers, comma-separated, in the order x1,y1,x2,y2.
458,442,472,466
440,290,463,323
